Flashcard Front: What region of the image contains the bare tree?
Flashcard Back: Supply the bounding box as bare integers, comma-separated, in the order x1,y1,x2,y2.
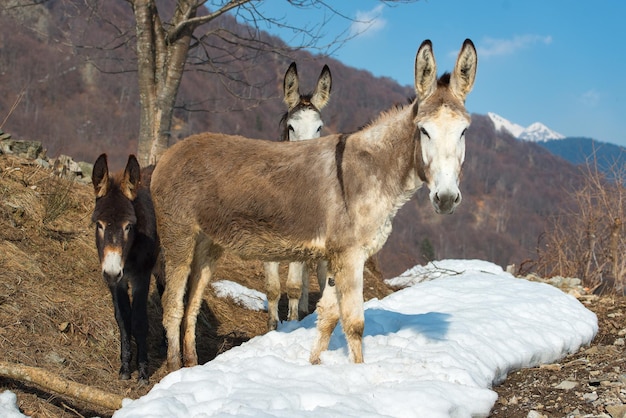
3,0,419,165
129,0,425,165
532,157,626,293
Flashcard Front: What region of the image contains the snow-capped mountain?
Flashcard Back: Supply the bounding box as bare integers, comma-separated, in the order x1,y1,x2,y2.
488,112,565,142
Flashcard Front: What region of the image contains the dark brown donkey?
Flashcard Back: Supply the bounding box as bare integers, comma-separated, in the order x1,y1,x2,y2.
152,39,477,371
91,154,161,383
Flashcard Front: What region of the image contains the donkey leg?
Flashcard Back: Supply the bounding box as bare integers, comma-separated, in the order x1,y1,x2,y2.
131,274,150,383
309,275,340,365
182,266,212,367
298,262,311,317
335,253,366,363
264,262,281,331
287,261,307,321
161,263,189,371
153,254,167,357
182,237,219,367
110,282,132,380
316,259,328,294
160,226,197,371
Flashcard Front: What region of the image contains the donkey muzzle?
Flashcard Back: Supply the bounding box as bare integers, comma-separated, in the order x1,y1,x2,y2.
102,251,124,284
432,190,462,214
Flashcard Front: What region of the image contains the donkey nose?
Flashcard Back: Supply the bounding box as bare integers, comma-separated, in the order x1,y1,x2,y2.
103,269,123,284
102,251,124,284
434,191,461,214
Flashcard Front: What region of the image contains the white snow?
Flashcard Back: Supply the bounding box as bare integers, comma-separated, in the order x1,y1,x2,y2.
0,391,26,418
488,112,565,142
487,112,526,138
212,280,267,311
518,122,566,142
1,259,598,418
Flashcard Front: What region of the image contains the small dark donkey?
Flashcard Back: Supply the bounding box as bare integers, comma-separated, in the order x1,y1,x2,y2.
91,153,161,384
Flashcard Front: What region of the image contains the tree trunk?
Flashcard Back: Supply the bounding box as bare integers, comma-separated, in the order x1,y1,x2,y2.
133,0,194,167
610,217,622,289
0,361,125,411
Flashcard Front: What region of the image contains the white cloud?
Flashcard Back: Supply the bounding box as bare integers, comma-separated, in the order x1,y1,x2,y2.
578,89,601,107
350,4,386,37
477,34,553,58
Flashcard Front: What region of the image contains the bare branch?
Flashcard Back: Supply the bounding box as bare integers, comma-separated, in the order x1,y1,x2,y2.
0,361,125,411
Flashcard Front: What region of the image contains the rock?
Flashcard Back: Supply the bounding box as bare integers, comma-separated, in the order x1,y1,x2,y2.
52,154,83,179
0,138,45,159
555,380,578,390
606,404,626,418
45,351,67,365
35,157,50,168
539,363,562,371
78,161,93,179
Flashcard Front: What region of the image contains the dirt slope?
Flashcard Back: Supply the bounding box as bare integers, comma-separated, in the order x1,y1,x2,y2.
0,153,389,417
1,153,624,418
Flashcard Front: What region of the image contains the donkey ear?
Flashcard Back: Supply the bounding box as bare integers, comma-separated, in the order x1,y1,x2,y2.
450,39,478,101
414,40,437,101
311,64,332,110
283,62,300,109
92,153,109,198
121,154,141,201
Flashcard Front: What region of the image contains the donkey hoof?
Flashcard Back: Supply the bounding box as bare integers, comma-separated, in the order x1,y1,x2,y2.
267,319,278,331
309,354,321,365
119,368,131,381
137,364,149,384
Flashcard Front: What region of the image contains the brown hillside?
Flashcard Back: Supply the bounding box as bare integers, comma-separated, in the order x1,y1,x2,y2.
0,0,412,172
0,1,586,278
0,152,389,416
2,153,626,418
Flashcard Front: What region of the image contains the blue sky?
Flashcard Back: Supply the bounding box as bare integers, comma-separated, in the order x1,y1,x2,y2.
252,0,626,147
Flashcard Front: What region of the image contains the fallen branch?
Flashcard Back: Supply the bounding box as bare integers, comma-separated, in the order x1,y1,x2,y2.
0,361,125,411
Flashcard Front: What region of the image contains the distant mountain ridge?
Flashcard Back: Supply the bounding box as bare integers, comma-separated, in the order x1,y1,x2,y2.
488,112,565,142
0,1,603,279
539,137,626,177
486,113,626,178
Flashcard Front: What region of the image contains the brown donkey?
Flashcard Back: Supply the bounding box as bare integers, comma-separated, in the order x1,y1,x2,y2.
92,154,161,383
151,39,478,371
264,61,332,331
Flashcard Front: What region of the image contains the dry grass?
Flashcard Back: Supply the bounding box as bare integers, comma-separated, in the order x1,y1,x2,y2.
531,161,626,293
0,153,389,417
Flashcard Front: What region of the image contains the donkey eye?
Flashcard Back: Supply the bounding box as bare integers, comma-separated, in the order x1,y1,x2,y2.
420,127,430,138
124,224,133,233
288,125,295,132
96,222,104,231
316,126,322,133
461,128,467,137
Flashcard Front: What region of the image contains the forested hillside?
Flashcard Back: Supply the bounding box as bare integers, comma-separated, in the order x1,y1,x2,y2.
0,0,585,277
539,137,626,177
0,0,412,171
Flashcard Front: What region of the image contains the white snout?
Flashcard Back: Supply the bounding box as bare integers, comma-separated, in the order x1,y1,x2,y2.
429,171,462,214
102,250,123,282
288,109,323,141
430,186,462,214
